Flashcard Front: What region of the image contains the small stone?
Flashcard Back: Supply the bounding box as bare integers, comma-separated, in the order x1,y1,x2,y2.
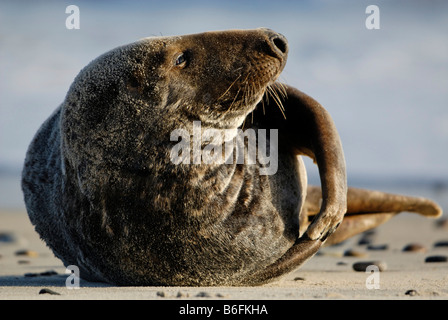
336,261,348,266
15,249,38,258
425,255,448,263
435,218,448,229
405,289,418,296
293,277,305,281
344,249,368,257
352,261,387,272
17,260,30,264
156,291,165,297
25,272,38,277
39,288,61,295
434,241,448,248
402,243,427,253
196,291,211,298
357,230,376,245
176,291,189,298
25,270,58,277
367,244,389,251
0,232,16,243
39,270,58,276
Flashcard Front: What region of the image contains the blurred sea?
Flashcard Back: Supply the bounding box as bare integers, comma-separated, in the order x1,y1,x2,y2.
1,0,448,211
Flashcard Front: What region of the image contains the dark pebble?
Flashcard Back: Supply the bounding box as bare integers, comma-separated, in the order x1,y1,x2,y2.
24,270,58,277
367,244,389,251
24,272,38,277
405,290,418,296
402,243,427,253
425,255,448,263
39,288,61,295
336,261,348,266
15,249,38,257
353,261,387,272
293,277,305,281
0,232,16,243
434,241,448,248
17,260,30,264
357,230,376,245
196,292,212,298
40,270,58,276
156,291,165,297
435,218,448,229
176,292,189,298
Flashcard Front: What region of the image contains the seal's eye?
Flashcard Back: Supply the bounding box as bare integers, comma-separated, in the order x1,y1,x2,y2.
175,53,188,68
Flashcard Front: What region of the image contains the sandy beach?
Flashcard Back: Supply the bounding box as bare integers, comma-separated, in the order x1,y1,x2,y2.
1,207,447,301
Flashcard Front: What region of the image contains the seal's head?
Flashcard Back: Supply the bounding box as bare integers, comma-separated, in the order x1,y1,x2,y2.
63,28,288,129
61,28,288,180
152,28,289,129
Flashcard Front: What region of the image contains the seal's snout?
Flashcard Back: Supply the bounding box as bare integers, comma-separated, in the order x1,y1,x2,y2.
258,28,289,59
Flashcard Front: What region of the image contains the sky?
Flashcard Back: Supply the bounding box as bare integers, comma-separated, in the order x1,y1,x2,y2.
1,0,447,201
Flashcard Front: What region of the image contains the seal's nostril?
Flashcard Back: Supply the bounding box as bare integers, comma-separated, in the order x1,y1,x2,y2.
272,36,287,55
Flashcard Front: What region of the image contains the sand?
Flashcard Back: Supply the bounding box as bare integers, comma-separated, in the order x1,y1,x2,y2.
1,209,447,301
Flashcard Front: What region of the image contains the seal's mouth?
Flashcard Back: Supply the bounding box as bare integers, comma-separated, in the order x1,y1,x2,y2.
217,74,286,115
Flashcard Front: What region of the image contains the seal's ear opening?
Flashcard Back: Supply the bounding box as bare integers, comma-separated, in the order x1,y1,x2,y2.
126,70,147,98
128,75,140,89
127,74,141,97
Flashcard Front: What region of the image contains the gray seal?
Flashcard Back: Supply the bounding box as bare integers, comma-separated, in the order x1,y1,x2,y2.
22,28,442,286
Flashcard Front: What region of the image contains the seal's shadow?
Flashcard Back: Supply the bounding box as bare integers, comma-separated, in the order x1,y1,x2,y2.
0,274,111,288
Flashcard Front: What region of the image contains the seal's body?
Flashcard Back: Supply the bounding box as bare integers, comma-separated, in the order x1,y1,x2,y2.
22,29,442,286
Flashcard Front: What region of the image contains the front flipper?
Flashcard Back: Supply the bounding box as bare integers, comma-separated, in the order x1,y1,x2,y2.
242,235,321,285
256,83,348,241
303,186,443,246
244,84,347,284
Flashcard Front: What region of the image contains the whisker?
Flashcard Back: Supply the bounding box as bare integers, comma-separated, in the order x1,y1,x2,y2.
272,87,285,111
264,86,270,105
274,82,288,99
261,97,266,115
227,87,242,113
218,74,242,101
267,84,286,119
243,72,252,107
